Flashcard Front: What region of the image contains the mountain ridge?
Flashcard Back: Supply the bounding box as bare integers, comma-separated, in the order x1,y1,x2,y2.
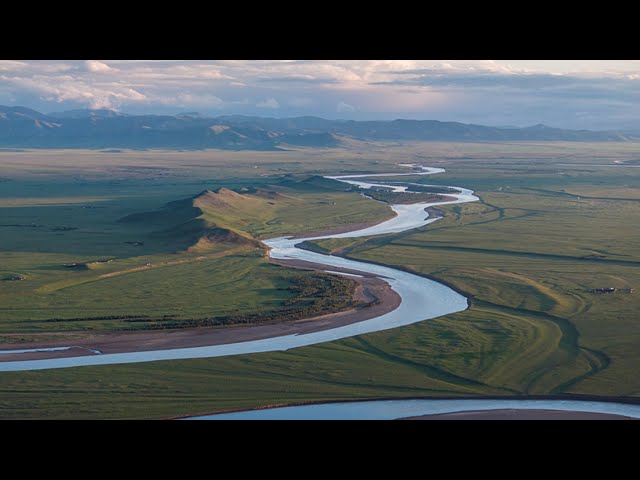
0,105,634,149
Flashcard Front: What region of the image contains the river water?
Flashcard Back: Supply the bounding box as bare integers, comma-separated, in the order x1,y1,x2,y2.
187,398,640,420
4,164,638,421
0,164,476,372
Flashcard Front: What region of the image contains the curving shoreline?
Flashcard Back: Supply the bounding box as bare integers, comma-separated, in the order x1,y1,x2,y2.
0,164,476,371
0,271,401,362
185,396,640,420
402,409,633,420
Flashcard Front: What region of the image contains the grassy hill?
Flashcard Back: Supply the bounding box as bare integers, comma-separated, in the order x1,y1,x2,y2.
0,176,392,334
119,189,267,253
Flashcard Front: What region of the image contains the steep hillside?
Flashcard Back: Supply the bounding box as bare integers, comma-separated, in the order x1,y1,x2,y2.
119,188,271,254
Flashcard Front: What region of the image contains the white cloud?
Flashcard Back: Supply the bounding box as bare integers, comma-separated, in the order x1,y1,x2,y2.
256,97,279,109
85,61,113,73
1,74,146,110
337,101,356,112
1,60,640,128
0,61,29,72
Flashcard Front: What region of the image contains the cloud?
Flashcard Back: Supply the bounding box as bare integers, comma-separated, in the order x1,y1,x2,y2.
0,74,147,110
256,97,279,109
337,101,356,112
85,61,113,73
258,76,338,84
0,61,29,72
0,60,639,128
373,70,585,90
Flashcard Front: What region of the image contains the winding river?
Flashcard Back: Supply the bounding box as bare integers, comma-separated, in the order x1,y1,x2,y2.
0,164,474,371
3,164,638,419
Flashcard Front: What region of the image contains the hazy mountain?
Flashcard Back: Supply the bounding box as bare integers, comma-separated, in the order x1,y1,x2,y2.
48,109,126,119
0,106,634,149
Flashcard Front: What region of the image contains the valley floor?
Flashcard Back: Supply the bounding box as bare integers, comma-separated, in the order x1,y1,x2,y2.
1,143,640,418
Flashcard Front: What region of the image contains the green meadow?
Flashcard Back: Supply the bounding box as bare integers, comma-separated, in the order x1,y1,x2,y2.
1,143,640,418
0,153,391,333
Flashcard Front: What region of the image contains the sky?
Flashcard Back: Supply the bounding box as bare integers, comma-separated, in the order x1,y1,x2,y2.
1,60,640,130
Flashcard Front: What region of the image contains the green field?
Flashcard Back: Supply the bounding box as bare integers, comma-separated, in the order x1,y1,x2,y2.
1,143,640,418
0,156,392,333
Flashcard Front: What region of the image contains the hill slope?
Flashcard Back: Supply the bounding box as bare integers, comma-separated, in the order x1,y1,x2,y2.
119,188,270,254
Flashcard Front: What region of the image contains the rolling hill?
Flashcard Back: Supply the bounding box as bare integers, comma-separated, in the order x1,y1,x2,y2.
118,188,271,254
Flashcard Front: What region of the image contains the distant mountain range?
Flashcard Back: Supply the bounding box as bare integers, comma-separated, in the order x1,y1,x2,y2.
0,105,634,150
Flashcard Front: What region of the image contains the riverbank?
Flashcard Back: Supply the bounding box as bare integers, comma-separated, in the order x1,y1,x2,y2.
0,269,399,362
401,409,634,420
0,164,475,372
181,395,640,420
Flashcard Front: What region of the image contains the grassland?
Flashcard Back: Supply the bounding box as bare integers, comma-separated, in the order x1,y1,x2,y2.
310,156,640,398
0,159,391,333
362,190,453,204
1,143,640,418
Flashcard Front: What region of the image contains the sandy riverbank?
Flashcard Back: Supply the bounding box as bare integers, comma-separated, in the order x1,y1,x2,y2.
0,261,400,362
401,409,634,420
